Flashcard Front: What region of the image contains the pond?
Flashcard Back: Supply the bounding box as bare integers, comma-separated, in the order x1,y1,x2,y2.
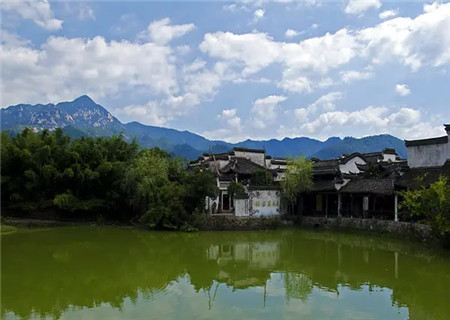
1,227,450,319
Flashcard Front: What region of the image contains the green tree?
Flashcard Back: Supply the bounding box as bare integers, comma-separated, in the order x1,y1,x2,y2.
281,157,313,215
227,180,246,196
2,128,216,228
250,169,274,186
399,175,450,245
183,168,218,215
122,149,170,219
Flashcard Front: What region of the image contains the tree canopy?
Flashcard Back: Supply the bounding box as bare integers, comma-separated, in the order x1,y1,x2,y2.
281,157,313,208
399,175,450,245
1,129,218,229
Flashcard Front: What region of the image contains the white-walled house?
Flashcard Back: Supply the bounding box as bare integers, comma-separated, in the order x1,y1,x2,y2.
396,124,450,192
405,124,450,168
191,147,286,217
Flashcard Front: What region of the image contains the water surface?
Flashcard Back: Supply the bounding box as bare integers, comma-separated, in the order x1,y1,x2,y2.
2,227,450,319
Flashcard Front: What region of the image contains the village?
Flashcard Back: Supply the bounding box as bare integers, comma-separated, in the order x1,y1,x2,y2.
190,124,450,222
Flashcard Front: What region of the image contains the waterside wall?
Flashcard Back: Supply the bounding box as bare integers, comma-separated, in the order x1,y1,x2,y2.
194,215,282,231
300,216,436,243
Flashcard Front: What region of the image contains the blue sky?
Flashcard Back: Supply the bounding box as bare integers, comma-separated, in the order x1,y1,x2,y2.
1,0,449,142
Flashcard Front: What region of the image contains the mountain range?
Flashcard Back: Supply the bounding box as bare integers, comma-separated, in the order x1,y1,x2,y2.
0,95,407,160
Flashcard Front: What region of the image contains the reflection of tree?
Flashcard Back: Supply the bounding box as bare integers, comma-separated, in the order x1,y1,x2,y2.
2,228,450,320
284,272,313,302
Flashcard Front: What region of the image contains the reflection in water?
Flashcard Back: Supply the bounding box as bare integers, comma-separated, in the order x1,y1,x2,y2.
1,227,450,319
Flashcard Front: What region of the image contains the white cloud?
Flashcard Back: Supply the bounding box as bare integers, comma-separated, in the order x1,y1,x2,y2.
200,28,360,92
358,3,450,71
253,9,265,23
294,108,309,122
218,108,242,129
182,61,231,104
201,3,450,93
285,29,300,38
341,69,373,83
78,5,95,21
379,9,399,20
140,18,195,44
118,102,168,126
175,45,191,55
285,24,318,38
251,95,286,129
290,106,442,140
1,30,31,47
1,35,178,107
279,105,444,140
308,91,342,113
345,0,381,15
223,4,238,12
395,84,411,96
293,91,342,122
2,0,63,31
202,108,244,142
200,31,281,76
387,107,419,126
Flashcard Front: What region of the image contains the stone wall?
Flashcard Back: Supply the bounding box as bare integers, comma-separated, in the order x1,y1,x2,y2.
193,215,282,231
300,216,436,242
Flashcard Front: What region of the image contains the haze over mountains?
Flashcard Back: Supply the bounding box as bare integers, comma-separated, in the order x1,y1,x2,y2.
0,95,407,160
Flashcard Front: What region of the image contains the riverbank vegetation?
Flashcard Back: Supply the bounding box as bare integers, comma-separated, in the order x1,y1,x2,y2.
1,128,218,229
399,175,450,246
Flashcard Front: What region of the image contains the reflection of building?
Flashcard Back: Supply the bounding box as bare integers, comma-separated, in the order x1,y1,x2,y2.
208,241,280,269
206,240,281,289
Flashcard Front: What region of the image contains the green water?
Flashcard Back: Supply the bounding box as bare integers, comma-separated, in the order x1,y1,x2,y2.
2,227,450,320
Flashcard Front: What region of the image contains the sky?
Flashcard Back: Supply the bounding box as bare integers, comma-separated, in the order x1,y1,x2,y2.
1,0,449,142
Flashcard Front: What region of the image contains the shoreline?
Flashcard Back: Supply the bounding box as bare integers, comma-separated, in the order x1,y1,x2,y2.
2,216,442,247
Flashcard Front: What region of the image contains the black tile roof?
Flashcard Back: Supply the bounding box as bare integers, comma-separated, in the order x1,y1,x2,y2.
220,157,266,175
404,136,448,147
310,179,336,192
383,148,397,154
395,161,450,189
313,167,339,176
232,147,265,153
340,178,395,195
271,159,287,165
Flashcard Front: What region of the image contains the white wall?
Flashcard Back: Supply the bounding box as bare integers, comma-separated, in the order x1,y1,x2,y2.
234,198,249,217
407,142,449,168
248,189,281,217
339,156,366,174
382,153,397,162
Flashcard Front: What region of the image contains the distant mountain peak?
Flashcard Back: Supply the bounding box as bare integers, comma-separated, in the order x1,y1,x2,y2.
1,95,407,160
1,95,123,132
72,95,95,104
